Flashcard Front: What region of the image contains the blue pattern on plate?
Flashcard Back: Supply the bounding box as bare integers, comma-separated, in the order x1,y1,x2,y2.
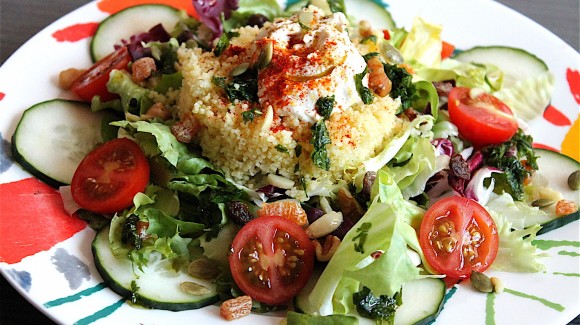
50,248,91,290
0,132,13,173
6,269,32,292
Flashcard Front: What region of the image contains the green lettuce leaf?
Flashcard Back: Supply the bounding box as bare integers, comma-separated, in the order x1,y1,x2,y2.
398,17,442,70
307,171,425,316
489,212,547,272
354,115,434,190
383,136,441,199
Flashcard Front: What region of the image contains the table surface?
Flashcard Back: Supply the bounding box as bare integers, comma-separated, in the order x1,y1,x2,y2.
0,0,578,324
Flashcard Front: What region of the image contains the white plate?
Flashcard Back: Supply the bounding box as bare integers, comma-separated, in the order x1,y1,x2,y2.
0,0,579,324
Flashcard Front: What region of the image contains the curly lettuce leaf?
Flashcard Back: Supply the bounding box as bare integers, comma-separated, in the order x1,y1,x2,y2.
489,212,547,272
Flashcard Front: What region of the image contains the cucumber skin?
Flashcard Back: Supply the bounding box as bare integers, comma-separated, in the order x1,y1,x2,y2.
11,140,66,188
453,45,548,71
537,211,579,236
92,228,220,311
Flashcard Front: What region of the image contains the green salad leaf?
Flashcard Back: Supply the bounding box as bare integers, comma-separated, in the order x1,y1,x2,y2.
306,171,425,316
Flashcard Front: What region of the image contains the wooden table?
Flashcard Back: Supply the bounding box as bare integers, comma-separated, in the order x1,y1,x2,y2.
0,0,578,324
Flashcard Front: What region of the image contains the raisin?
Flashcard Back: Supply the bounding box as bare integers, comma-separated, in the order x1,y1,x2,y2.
226,201,253,225
246,14,269,28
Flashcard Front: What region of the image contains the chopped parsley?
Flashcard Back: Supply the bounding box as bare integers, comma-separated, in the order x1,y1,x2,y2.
241,108,262,122
483,129,538,200
315,95,335,119
212,68,259,103
275,144,289,153
352,286,399,322
352,222,371,253
362,52,380,62
213,31,239,57
360,35,377,44
310,120,331,171
354,67,374,104
383,63,417,111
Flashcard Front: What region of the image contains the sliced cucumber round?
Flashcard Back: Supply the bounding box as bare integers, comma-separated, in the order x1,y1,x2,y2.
452,46,548,88
393,277,445,325
90,4,183,62
11,99,116,187
286,0,396,30
534,148,579,206
92,226,220,311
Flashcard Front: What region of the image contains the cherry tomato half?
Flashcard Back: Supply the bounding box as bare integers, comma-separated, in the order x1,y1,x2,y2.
448,86,518,147
419,196,499,279
229,216,315,305
71,138,150,214
70,46,132,102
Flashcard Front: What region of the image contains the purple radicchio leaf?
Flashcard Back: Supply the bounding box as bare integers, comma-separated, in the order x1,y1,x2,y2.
432,138,454,156
464,167,502,204
192,0,239,38
115,24,171,60
467,151,484,173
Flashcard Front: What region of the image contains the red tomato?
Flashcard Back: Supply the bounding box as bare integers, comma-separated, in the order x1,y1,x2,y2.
70,46,132,102
229,216,315,305
71,138,150,214
419,196,499,279
448,87,518,147
441,40,455,59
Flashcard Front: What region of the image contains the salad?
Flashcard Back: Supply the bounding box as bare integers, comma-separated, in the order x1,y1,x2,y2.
6,0,580,324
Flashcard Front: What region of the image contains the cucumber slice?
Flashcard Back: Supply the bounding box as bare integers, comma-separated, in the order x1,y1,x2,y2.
294,269,446,325
90,4,183,62
534,149,579,206
394,278,446,325
452,46,548,88
531,148,580,234
11,99,116,187
286,0,396,30
92,226,220,311
493,71,554,121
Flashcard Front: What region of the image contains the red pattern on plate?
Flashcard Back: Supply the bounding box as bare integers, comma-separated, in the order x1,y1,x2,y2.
96,0,197,17
567,68,580,104
0,92,4,101
543,105,572,126
533,143,560,152
0,178,87,264
52,22,99,42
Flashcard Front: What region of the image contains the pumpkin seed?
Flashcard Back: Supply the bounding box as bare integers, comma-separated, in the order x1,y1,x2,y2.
532,198,555,208
179,281,212,296
568,170,580,191
257,42,273,69
471,271,493,293
229,62,250,77
380,42,403,64
187,258,221,279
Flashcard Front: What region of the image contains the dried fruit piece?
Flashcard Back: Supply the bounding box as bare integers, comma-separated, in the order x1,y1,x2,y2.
220,295,253,320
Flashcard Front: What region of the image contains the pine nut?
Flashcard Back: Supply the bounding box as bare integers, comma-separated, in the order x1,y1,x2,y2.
266,173,295,189
305,211,343,239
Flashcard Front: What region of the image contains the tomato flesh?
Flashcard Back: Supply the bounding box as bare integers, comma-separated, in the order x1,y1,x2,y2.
419,196,499,278
229,216,314,305
448,86,518,147
71,138,149,214
70,46,132,102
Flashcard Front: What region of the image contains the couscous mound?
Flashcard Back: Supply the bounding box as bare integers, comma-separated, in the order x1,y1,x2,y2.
177,7,406,199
